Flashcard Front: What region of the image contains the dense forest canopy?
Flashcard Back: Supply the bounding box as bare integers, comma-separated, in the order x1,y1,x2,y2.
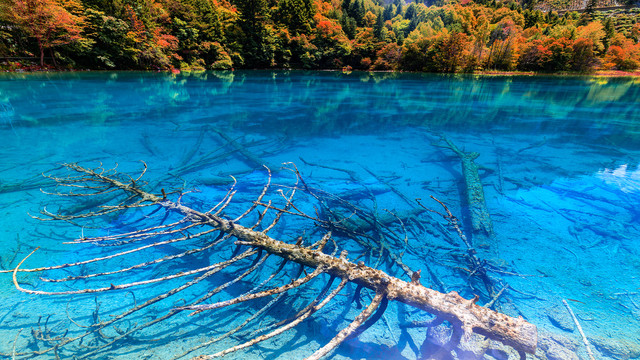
0,0,639,72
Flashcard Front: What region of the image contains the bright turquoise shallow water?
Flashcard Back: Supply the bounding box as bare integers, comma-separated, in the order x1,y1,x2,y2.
0,71,639,359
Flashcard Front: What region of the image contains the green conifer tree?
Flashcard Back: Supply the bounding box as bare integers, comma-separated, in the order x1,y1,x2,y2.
383,4,393,21
394,0,403,17
235,0,272,67
603,17,615,51
277,0,314,34
374,9,384,38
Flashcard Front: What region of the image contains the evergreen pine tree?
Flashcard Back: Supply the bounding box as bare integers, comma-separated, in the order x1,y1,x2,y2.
603,17,615,52
394,0,403,17
374,9,384,38
405,3,416,20
277,0,314,34
578,0,597,25
349,0,365,26
383,4,393,21
342,0,352,15
341,15,357,38
235,0,272,67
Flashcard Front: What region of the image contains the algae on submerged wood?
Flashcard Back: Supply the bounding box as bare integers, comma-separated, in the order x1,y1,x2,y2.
434,136,495,244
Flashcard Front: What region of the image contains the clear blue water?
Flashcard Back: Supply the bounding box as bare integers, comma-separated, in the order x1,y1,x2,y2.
0,71,639,359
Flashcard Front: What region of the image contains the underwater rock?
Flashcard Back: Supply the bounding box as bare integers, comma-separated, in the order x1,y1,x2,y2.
480,331,579,360
541,342,579,360
590,336,640,360
422,325,491,360
483,342,529,360
537,331,580,360
455,332,491,360
545,305,575,332
421,324,453,356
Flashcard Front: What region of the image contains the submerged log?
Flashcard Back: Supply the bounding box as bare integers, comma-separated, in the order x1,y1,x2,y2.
225,221,537,354
339,207,425,234
9,163,536,358
436,137,494,241
213,129,274,169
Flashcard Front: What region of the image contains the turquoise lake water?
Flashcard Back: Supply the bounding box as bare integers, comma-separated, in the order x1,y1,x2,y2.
0,71,639,359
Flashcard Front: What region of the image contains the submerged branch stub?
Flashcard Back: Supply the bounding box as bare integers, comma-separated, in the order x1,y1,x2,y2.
13,162,537,358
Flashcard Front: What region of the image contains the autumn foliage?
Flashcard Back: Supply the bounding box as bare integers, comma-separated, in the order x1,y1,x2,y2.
0,0,639,72
2,0,85,66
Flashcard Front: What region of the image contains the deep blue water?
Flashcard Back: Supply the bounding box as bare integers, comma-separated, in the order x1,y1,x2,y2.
0,71,639,360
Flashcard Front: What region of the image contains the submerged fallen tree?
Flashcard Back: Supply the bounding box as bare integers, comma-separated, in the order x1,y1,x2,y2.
6,162,536,359
435,137,495,242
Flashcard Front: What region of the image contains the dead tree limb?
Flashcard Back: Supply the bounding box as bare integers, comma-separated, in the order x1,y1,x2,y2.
8,163,537,358
213,129,274,169
280,162,421,278
434,136,494,241
306,292,386,360
417,196,501,302
563,299,596,360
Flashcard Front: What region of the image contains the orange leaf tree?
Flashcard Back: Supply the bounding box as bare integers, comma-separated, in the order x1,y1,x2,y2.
1,0,85,67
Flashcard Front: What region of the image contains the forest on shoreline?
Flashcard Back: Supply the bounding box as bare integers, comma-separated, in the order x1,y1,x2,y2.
1,0,640,73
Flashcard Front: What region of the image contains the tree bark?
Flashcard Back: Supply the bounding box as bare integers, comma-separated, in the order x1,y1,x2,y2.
37,38,44,67
49,47,57,68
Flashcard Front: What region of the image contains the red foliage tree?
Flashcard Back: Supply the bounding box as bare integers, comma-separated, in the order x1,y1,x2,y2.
603,45,639,70
544,37,573,71
517,39,551,71
602,34,640,70
122,3,180,68
2,0,85,67
372,42,401,70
